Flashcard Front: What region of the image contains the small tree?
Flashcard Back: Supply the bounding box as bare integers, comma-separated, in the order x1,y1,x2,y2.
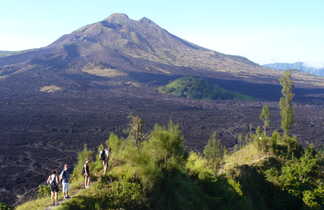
128,115,145,146
144,121,185,170
203,132,225,172
279,71,295,136
259,104,270,135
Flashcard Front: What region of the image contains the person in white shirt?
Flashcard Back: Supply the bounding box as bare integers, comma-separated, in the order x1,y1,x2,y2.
47,170,59,206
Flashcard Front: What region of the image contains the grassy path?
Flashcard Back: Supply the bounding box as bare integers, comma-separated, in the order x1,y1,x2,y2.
44,188,81,210
16,181,85,210
44,174,102,210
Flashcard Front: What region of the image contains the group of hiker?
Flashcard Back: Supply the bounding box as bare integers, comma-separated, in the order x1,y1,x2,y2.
46,147,110,206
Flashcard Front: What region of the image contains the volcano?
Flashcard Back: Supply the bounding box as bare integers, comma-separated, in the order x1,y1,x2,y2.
1,14,324,206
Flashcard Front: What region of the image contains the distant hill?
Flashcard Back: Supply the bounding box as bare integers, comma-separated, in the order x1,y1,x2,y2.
159,77,253,100
264,62,324,76
0,51,17,57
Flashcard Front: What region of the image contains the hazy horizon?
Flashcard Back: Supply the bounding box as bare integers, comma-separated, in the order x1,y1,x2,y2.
1,0,323,67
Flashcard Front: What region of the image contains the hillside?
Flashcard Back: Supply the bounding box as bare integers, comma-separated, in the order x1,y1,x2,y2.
0,51,17,57
14,119,324,210
159,76,253,100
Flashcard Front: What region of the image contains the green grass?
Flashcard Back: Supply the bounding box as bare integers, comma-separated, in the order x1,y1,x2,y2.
159,76,254,101
222,142,270,172
16,182,83,210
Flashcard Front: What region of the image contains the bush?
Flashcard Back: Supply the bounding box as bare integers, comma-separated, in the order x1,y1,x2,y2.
0,202,12,210
143,121,186,171
203,132,225,172
37,184,51,198
186,152,214,180
58,180,146,210
302,189,323,209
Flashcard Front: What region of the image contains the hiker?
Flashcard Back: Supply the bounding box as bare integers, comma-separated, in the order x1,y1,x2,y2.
59,164,70,199
47,170,59,206
99,147,110,175
83,160,91,188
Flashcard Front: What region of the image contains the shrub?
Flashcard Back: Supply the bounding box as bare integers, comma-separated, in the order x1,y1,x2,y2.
303,189,322,209
143,121,186,171
0,202,12,210
58,180,146,210
186,152,214,180
203,132,225,172
278,149,320,198
37,184,51,198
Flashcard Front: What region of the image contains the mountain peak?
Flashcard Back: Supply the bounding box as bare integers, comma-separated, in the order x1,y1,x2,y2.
105,13,130,23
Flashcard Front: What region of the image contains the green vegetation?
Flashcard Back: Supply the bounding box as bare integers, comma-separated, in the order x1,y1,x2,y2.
18,123,323,210
15,182,82,210
0,202,12,210
37,184,51,198
279,71,295,136
259,104,270,135
16,73,324,209
203,132,226,172
127,114,145,145
159,76,253,100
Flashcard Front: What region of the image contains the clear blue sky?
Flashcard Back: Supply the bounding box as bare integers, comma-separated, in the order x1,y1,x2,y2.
1,0,323,66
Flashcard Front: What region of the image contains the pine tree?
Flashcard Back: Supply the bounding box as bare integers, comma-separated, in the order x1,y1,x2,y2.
203,132,225,172
128,115,145,145
259,104,270,135
279,71,295,136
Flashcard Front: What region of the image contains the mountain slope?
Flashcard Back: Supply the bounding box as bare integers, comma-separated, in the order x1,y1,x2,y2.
49,13,260,69
264,62,324,76
2,13,324,94
0,51,18,57
16,121,324,210
0,14,273,86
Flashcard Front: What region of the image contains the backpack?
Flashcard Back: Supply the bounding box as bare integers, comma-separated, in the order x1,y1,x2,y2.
81,166,85,175
100,150,106,160
82,164,90,175
51,180,57,188
50,175,57,187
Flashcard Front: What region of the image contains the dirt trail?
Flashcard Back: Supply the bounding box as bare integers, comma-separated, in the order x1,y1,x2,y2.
44,189,81,210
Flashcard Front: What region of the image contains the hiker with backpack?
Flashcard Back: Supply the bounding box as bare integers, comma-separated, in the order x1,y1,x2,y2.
47,170,59,206
59,164,70,199
99,147,110,175
82,160,91,189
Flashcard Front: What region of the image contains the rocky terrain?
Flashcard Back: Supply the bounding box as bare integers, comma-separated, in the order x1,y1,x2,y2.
1,13,324,205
